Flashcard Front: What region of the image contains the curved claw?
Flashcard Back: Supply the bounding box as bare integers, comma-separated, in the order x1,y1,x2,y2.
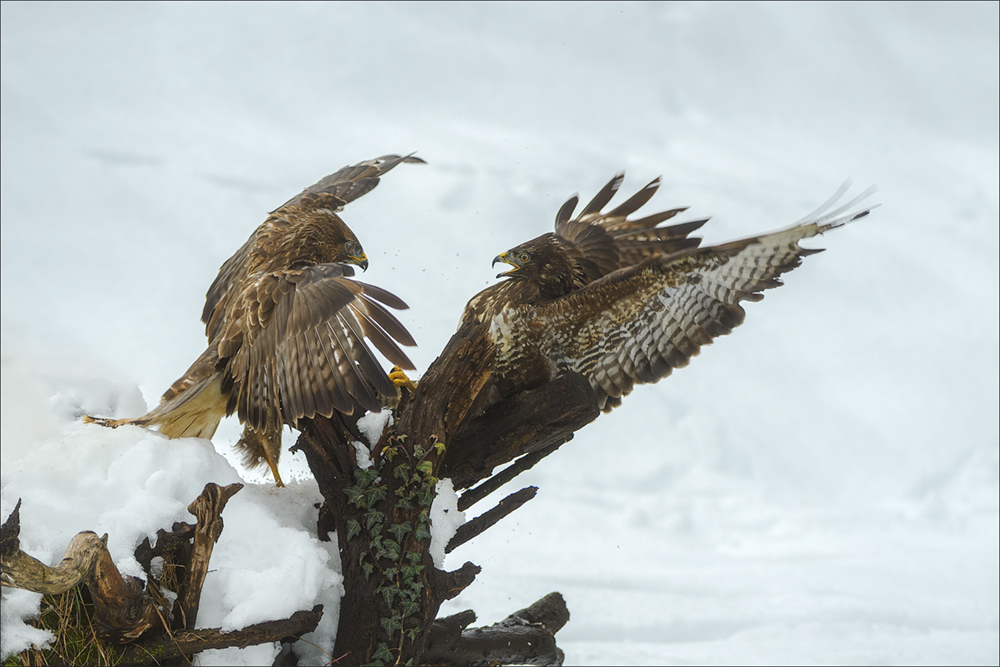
389,366,418,393
83,415,123,429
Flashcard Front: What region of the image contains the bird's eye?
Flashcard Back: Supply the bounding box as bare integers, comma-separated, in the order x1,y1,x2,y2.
346,241,357,254
519,252,531,263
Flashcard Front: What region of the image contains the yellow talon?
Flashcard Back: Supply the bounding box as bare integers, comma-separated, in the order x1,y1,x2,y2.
389,366,417,392
83,415,122,428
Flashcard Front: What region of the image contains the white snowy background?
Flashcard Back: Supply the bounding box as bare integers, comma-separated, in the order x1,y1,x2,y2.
2,2,997,665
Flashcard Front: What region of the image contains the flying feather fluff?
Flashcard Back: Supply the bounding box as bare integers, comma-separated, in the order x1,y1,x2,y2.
466,176,876,412
87,154,423,485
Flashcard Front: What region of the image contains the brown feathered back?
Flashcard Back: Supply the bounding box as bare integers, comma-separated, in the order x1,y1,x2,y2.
485,180,877,412
88,154,423,485
461,171,707,328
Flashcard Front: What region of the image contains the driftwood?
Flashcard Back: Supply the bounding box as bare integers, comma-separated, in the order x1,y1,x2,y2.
423,592,570,667
119,605,323,666
2,483,324,665
1,499,160,642
296,322,598,664
173,482,243,631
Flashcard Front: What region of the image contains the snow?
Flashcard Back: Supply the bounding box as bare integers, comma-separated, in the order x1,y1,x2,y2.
2,2,997,665
429,479,466,570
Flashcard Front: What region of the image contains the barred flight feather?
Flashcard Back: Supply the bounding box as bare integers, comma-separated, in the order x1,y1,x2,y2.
482,178,875,413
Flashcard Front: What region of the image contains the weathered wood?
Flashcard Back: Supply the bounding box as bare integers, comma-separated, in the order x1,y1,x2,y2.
89,543,161,642
174,482,243,631
134,522,195,575
422,592,570,666
443,372,599,490
393,323,496,446
298,321,590,664
457,440,565,512
0,499,21,562
121,604,324,665
1,501,161,643
1,529,107,595
431,561,482,602
447,487,538,554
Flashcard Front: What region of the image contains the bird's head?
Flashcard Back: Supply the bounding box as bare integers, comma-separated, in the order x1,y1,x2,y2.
493,245,536,279
343,239,369,272
493,235,576,298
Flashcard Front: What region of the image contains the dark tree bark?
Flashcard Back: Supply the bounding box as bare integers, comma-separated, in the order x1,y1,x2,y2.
295,323,599,664
423,592,570,666
119,605,324,666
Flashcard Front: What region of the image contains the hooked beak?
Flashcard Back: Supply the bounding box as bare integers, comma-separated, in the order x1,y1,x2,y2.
350,253,369,272
492,251,519,278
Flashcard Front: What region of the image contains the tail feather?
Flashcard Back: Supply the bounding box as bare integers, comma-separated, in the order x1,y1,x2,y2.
84,372,227,440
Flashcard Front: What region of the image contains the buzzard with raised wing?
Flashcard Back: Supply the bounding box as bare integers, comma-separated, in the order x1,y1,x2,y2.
464,176,875,412
87,154,423,485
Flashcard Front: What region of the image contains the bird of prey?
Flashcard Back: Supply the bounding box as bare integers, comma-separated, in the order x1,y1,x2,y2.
463,175,875,412
87,154,423,485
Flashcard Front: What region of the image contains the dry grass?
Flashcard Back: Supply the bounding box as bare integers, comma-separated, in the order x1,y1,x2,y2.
4,587,122,666
4,559,182,667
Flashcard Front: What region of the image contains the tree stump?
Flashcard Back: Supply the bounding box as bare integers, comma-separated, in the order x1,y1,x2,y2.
295,323,599,664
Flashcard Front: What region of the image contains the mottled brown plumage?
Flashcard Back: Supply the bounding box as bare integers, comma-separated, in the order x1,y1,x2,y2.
461,173,707,327
464,176,876,413
87,154,423,485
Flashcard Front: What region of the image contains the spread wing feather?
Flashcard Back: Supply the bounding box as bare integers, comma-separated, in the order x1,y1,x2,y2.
226,263,415,427
276,153,427,213
527,182,876,410
554,174,706,272
202,154,424,339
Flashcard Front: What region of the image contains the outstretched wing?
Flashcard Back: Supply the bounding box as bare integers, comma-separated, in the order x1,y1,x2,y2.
528,182,877,410
554,172,708,272
275,153,426,213
201,153,425,338
221,264,416,428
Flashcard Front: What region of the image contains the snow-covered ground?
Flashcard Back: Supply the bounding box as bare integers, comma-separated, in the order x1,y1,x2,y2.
2,3,997,665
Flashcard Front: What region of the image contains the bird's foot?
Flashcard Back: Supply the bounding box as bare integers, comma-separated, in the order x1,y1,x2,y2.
389,366,417,392
83,415,123,429
269,463,286,488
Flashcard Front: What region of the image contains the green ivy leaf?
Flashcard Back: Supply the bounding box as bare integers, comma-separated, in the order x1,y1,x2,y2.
433,440,446,455
393,463,411,481
372,641,393,664
406,551,422,566
415,460,434,476
388,522,411,541
361,561,374,581
344,486,367,508
364,509,385,531
401,600,420,618
414,523,432,542
417,485,434,507
412,444,425,459
383,539,401,561
395,497,414,511
365,485,387,505
355,468,378,488
346,519,361,542
381,585,399,607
